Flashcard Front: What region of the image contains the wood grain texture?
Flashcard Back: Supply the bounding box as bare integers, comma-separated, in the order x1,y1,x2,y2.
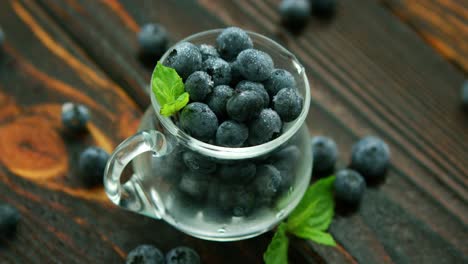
381,0,468,72
0,0,466,263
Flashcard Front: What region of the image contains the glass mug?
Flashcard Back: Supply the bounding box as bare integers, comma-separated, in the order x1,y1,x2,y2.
104,29,312,241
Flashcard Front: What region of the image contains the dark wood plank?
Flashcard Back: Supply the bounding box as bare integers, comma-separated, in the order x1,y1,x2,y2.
3,0,466,263
381,0,468,72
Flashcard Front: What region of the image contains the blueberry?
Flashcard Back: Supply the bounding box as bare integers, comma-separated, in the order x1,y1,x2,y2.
78,147,109,187
138,23,168,59
273,88,303,122
179,102,218,142
0,28,4,47
264,69,296,97
218,185,255,217
126,244,165,264
199,44,219,61
312,0,337,18
202,57,231,86
254,165,282,199
215,120,248,147
236,80,270,108
178,171,210,200
164,42,202,79
184,71,213,102
229,60,243,86
350,136,391,181
462,80,468,108
166,246,201,264
61,102,90,133
311,136,338,174
0,203,20,237
334,169,366,205
216,27,253,61
182,151,217,174
271,145,301,190
248,109,282,146
206,85,234,118
226,90,264,122
219,162,256,184
237,49,274,82
279,0,311,30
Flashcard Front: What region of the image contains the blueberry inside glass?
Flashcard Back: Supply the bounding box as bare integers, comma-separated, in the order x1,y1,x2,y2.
134,27,311,240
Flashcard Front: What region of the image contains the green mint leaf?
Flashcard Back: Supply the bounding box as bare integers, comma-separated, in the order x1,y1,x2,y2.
151,62,188,116
286,176,335,231
264,223,289,264
289,226,336,246
160,92,189,117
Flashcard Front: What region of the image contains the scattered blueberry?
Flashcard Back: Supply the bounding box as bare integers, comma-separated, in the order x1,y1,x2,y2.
226,90,264,122
206,85,234,118
216,27,253,61
215,120,248,147
0,203,20,237
61,102,90,133
236,80,270,108
219,162,256,184
164,42,202,80
178,171,210,200
138,23,168,59
279,0,311,30
273,88,303,122
311,136,338,174
311,0,337,18
263,69,296,97
182,151,217,174
78,147,109,187
199,44,219,61
334,169,366,205
126,244,165,264
237,49,274,82
229,60,243,86
350,136,390,181
166,246,201,264
462,80,468,108
202,57,231,86
179,102,219,142
248,109,282,146
184,71,213,102
254,165,282,199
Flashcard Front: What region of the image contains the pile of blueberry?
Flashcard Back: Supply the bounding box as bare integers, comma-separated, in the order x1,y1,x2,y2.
126,245,200,264
164,27,304,147
146,27,308,218
311,135,391,208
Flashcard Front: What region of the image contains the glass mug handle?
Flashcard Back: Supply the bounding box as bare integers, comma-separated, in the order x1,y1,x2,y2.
104,130,167,218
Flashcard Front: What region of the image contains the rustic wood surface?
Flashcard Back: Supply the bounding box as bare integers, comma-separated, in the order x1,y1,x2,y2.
0,0,466,263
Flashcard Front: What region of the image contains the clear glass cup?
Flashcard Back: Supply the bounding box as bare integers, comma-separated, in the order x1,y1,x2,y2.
104,29,312,241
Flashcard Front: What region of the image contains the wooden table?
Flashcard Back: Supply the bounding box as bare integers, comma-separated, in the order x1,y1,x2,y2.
0,0,466,263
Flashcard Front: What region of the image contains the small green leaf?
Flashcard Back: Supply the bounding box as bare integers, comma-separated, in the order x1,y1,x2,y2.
151,62,188,116
264,223,289,264
289,226,336,246
286,176,335,230
160,92,189,117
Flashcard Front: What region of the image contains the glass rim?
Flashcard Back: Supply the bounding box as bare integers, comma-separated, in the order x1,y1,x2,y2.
150,29,311,159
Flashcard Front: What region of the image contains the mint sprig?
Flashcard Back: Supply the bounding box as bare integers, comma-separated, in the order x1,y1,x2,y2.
151,62,189,117
263,176,337,264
